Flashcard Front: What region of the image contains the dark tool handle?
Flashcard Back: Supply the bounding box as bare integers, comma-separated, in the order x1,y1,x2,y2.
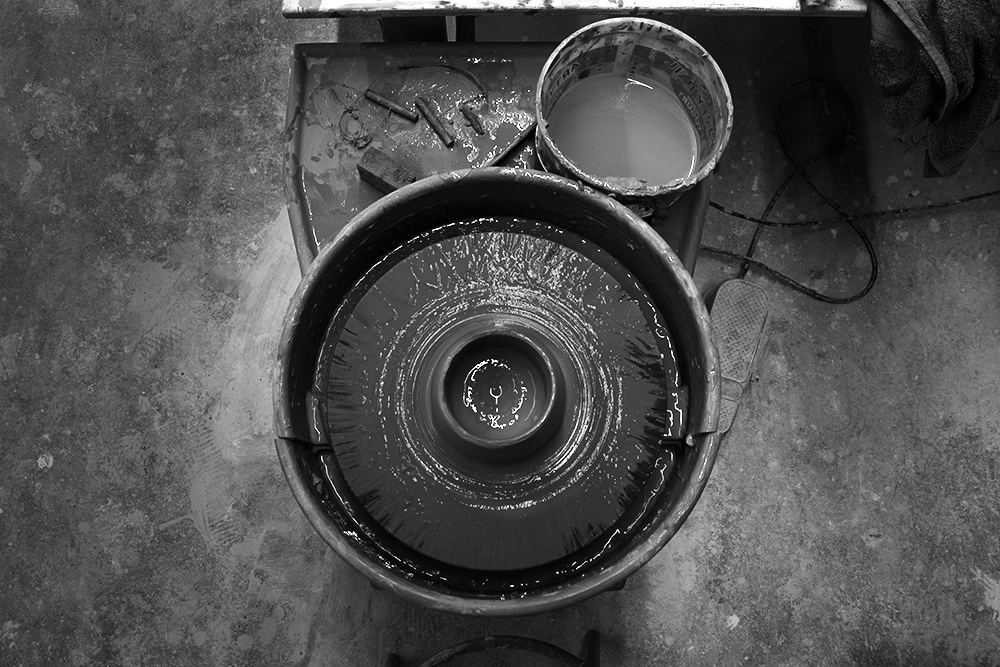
415,96,455,147
365,90,419,122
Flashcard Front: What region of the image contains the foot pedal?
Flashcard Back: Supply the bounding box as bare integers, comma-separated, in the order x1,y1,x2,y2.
709,279,769,434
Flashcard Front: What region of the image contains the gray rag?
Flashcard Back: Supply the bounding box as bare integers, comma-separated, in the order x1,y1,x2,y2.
869,0,1000,176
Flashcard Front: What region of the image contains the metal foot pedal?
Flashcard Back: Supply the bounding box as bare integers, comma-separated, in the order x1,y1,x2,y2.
709,279,769,434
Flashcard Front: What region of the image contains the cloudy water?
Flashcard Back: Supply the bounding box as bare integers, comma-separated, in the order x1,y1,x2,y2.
547,73,698,185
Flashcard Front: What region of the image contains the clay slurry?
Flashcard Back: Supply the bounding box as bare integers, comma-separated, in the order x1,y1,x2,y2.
546,73,698,185
320,220,686,571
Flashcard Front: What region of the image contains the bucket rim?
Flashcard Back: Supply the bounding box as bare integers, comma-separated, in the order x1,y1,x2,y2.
534,17,734,199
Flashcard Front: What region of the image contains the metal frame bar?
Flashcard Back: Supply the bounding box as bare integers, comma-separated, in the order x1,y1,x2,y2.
284,0,866,19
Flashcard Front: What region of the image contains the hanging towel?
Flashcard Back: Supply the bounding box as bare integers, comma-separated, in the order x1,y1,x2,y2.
868,0,1000,176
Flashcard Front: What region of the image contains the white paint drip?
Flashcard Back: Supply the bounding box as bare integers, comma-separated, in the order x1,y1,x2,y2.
725,614,740,630
971,567,1000,622
36,453,54,470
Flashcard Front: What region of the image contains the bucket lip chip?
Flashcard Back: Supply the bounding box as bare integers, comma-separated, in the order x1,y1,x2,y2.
534,17,734,200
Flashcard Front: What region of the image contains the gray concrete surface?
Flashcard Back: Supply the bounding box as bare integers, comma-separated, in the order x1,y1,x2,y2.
2,4,999,666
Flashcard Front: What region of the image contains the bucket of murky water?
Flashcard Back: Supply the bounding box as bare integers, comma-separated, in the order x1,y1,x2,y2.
274,168,721,616
535,18,732,209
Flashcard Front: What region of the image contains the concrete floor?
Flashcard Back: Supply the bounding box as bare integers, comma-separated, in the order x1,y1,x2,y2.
2,2,1000,665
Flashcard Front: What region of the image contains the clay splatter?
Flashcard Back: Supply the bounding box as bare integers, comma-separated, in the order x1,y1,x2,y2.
971,567,1000,622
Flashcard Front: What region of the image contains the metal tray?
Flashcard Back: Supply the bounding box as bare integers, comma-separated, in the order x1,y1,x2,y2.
283,42,710,275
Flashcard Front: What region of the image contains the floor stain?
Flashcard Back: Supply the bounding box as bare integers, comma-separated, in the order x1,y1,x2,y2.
971,567,1000,623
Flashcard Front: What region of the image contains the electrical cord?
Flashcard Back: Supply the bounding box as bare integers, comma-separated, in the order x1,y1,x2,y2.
701,78,1000,304
709,188,1000,228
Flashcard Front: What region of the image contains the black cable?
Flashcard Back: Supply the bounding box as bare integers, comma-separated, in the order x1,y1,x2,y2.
703,208,880,305
737,79,854,277
706,77,1000,304
713,78,880,303
709,187,1000,228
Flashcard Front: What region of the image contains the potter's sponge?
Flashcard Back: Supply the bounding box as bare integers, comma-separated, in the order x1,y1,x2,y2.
357,147,417,194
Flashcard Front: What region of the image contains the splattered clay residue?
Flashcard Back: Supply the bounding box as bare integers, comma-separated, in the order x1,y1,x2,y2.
320,218,686,571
